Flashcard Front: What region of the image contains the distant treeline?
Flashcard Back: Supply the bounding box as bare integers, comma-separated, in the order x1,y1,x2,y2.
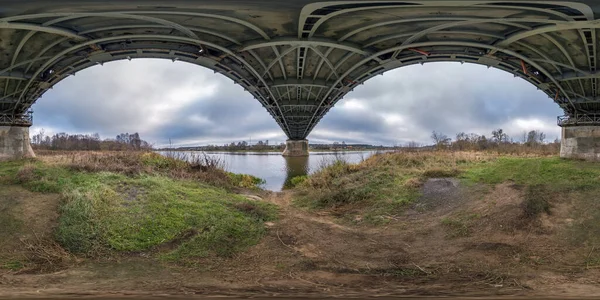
160,140,391,152
31,130,152,151
162,140,284,151
401,129,559,154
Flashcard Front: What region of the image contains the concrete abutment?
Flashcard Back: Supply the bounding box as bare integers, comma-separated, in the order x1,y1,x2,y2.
0,126,35,160
560,126,600,160
282,139,309,157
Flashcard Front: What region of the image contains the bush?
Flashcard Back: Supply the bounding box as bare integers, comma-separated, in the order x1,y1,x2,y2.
289,175,308,188
228,173,266,189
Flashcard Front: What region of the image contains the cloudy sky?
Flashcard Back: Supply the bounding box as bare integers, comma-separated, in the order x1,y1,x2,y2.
31,59,563,147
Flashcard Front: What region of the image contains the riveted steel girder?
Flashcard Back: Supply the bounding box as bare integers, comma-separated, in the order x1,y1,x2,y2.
1,1,600,135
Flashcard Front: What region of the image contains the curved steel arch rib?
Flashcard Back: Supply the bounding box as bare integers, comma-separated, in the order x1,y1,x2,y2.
0,0,599,140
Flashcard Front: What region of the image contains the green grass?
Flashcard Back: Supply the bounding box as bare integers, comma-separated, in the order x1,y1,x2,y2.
0,191,23,240
586,256,600,267
292,152,600,225
461,157,600,188
292,156,432,223
4,159,277,262
0,159,32,184
1,260,25,271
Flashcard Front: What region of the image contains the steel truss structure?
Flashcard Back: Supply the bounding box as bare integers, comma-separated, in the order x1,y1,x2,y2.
558,114,600,126
0,112,33,127
1,1,600,137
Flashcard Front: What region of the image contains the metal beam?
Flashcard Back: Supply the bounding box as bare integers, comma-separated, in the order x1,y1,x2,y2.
270,78,329,89
0,13,198,39
2,11,269,41
307,46,340,79
400,19,533,46
0,71,34,80
0,22,86,40
539,33,585,94
78,24,242,45
241,38,371,56
14,33,293,137
302,40,576,137
339,17,537,42
262,46,299,78
300,1,592,38
495,21,600,48
364,30,506,48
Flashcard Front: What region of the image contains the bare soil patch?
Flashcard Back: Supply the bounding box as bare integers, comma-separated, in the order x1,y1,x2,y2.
1,181,599,298
0,185,60,253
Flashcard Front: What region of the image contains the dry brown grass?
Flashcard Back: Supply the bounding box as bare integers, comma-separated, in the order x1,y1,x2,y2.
18,232,75,273
35,150,236,188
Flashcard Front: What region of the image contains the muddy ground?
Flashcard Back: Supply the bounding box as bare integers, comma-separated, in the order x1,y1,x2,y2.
1,180,599,299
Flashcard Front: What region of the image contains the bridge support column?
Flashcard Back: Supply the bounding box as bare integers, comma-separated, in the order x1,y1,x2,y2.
282,139,309,157
560,126,600,160
0,126,35,160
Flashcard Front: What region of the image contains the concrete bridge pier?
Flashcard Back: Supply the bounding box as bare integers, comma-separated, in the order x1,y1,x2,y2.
0,126,35,160
282,139,309,157
560,126,600,160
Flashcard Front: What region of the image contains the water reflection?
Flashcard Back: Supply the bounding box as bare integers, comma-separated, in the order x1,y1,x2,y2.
282,156,309,189
159,150,382,191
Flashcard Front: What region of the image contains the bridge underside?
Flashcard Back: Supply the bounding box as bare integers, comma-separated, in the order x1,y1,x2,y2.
1,1,600,158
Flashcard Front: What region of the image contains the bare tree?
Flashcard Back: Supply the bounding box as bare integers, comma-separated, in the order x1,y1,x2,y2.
431,131,451,149
491,128,509,143
526,130,546,146
405,141,421,151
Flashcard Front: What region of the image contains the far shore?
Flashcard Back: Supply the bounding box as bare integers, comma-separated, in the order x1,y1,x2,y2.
157,148,392,153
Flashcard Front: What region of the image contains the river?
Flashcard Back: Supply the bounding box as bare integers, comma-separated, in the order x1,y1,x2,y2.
158,150,384,191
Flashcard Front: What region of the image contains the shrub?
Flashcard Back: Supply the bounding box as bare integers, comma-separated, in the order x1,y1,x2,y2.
228,173,266,189
289,175,308,188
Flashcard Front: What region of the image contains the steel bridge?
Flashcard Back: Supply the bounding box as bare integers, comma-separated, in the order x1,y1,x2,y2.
1,0,600,157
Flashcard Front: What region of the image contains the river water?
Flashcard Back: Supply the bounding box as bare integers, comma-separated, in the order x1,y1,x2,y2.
159,151,383,191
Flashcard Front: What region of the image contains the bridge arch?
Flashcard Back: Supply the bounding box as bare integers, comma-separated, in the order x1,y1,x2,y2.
317,61,562,142
0,1,599,159
30,58,283,144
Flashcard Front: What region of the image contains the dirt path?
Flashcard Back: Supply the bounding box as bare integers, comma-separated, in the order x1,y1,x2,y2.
1,184,600,299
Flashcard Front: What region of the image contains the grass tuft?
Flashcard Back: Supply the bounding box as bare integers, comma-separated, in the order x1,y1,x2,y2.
15,164,40,183
522,185,552,218
422,168,460,178
293,152,475,221
292,151,600,226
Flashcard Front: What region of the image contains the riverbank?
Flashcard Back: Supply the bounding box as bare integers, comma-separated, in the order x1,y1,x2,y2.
157,148,391,153
0,152,274,271
1,151,599,298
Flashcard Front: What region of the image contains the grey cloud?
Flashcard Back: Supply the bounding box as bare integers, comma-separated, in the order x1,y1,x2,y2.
32,59,564,146
312,62,563,144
